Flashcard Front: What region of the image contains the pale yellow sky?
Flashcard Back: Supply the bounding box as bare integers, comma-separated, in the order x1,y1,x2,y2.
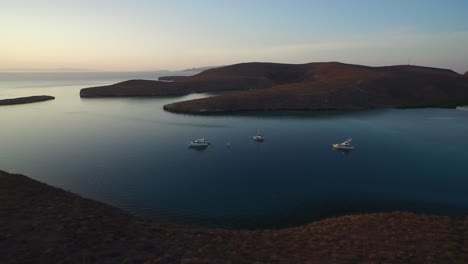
1,1,467,72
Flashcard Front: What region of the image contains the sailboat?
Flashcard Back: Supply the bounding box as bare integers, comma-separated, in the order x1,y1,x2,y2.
226,138,231,148
253,129,265,142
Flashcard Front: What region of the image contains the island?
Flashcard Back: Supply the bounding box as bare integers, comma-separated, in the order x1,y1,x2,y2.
80,62,468,114
0,95,55,106
2,169,467,263
183,65,221,72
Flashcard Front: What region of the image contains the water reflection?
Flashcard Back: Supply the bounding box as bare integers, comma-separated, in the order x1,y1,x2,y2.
228,109,390,120
332,148,353,156
2,73,468,229
188,146,209,152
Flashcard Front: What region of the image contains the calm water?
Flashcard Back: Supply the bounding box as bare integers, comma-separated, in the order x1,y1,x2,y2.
1,72,468,229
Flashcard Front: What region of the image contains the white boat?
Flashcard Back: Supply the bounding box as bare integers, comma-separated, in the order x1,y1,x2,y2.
188,138,209,148
333,139,355,150
253,129,265,142
456,106,468,111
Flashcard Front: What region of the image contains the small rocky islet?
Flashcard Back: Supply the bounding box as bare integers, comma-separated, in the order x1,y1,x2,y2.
1,170,467,263
0,95,55,106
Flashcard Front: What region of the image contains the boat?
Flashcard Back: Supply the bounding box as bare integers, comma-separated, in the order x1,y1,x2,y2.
333,139,355,150
456,106,468,111
188,138,209,148
253,129,265,142
226,139,231,148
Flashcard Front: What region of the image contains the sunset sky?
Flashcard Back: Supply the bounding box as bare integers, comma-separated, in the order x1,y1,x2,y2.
1,0,468,72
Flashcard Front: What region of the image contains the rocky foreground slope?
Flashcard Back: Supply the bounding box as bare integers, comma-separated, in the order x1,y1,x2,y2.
1,170,467,263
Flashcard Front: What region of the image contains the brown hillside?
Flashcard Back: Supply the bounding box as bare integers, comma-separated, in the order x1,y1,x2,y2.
163,63,468,114
2,170,468,263
81,62,315,97
158,76,189,81
80,62,468,113
80,62,381,97
80,80,176,97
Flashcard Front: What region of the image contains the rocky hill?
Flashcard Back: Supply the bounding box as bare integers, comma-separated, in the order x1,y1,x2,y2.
1,169,467,263
164,63,468,113
79,62,468,114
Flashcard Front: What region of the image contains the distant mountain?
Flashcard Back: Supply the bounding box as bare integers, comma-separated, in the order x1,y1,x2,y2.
0,67,93,72
182,66,222,72
80,62,468,114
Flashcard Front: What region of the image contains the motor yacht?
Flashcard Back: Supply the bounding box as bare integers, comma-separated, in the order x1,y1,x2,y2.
253,129,265,142
333,139,355,150
188,138,209,148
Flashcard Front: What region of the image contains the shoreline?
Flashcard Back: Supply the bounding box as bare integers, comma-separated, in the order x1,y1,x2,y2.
0,95,55,106
1,169,467,263
163,102,466,115
79,62,468,115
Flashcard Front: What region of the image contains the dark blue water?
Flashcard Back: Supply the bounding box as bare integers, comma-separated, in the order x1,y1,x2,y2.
1,72,468,229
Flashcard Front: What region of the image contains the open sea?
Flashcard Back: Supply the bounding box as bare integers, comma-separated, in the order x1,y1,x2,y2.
1,71,468,229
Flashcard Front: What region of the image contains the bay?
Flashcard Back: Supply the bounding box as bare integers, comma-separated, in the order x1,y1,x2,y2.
1,72,468,229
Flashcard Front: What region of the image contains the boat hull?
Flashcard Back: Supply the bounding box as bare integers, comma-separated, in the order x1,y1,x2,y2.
332,144,354,150
188,144,209,148
253,136,264,142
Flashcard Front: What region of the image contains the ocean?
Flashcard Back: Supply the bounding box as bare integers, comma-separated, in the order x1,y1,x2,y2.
1,71,468,229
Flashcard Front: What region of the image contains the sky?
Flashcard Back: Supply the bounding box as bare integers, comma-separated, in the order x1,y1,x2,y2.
1,0,468,72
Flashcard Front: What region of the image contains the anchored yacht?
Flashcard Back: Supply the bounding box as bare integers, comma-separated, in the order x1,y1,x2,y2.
333,139,355,150
253,129,265,142
188,138,209,148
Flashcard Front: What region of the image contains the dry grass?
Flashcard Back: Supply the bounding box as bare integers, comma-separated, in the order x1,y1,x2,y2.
1,170,467,263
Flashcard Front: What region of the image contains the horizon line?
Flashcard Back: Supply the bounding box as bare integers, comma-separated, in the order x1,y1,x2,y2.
0,61,465,74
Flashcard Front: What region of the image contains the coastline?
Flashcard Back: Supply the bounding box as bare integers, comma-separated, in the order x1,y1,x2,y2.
0,95,55,106
2,169,467,263
163,102,468,115
79,62,468,115
162,96,468,115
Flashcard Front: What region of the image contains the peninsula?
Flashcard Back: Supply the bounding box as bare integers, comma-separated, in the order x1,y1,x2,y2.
158,76,189,82
2,169,467,263
0,95,55,106
80,62,468,114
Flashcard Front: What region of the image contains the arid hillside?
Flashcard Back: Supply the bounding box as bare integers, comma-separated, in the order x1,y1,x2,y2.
80,62,468,114
164,63,468,113
80,62,320,97
2,170,468,263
